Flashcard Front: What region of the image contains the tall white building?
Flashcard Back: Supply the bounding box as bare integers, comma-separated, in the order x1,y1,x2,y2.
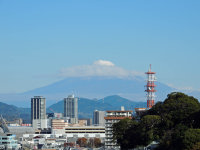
64,95,78,124
104,107,133,149
93,110,105,126
31,96,47,129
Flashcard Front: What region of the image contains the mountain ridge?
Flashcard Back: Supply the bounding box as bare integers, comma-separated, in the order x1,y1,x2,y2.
0,95,146,123
0,76,176,107
1,92,200,123
47,95,147,118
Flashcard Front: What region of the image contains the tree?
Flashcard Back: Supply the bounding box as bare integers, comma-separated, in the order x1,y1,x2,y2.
113,92,200,150
112,118,138,150
94,138,102,147
87,138,95,148
191,142,200,150
187,110,200,128
140,115,161,142
182,129,200,150
77,137,87,147
149,92,200,129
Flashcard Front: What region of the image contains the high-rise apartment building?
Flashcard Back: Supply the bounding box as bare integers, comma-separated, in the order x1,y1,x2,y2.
104,107,132,149
31,96,47,129
64,95,78,124
93,110,105,126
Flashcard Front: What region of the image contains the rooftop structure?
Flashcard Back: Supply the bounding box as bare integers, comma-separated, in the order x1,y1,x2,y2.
134,108,147,117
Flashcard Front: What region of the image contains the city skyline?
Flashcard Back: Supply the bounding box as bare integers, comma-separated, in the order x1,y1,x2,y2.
0,1,200,93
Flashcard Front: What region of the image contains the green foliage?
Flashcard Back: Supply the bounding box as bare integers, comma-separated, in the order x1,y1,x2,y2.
182,129,200,150
187,110,200,129
151,92,200,150
148,92,200,129
163,92,200,127
112,118,138,149
112,92,200,150
112,116,161,149
140,115,161,129
191,142,200,150
0,102,31,122
140,115,161,142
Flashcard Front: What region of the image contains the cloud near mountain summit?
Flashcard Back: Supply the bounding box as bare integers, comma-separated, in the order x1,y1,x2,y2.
59,60,143,78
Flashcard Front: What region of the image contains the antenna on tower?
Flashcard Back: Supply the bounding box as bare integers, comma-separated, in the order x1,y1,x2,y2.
150,64,151,72
148,64,152,72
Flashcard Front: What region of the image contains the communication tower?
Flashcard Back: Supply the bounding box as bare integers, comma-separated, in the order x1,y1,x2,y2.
145,64,156,109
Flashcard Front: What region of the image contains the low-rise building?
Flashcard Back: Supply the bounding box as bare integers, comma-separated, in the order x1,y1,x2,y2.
23,126,105,145
0,133,20,149
104,107,133,149
22,126,105,149
51,119,68,134
8,126,35,138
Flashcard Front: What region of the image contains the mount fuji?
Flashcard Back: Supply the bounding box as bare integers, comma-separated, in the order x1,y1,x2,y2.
0,76,176,107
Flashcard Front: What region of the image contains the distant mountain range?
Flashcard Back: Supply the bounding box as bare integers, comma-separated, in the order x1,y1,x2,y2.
1,74,199,124
1,92,200,123
0,102,30,123
0,76,179,107
47,95,147,119
0,95,146,123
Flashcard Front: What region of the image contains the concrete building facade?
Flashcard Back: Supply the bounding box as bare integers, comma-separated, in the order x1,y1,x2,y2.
93,110,105,126
31,96,47,129
0,133,20,149
64,95,78,124
23,126,105,144
51,119,68,134
104,108,133,149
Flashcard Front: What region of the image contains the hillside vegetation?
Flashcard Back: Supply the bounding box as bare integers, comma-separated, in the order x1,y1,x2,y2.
113,92,200,150
0,95,146,122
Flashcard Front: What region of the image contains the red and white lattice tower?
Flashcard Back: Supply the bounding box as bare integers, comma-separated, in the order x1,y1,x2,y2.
145,64,156,109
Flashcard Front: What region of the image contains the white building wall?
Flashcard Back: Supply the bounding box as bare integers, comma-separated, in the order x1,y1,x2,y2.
32,119,47,129
105,110,133,149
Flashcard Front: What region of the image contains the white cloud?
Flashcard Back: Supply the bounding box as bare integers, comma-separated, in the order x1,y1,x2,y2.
166,83,194,91
59,60,143,78
93,60,115,66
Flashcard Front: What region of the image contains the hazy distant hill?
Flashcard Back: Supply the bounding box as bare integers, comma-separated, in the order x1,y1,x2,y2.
0,95,146,123
1,93,200,123
0,76,175,107
0,101,30,123
47,95,147,118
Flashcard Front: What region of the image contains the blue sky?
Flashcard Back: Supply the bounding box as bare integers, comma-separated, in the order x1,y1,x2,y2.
0,0,200,93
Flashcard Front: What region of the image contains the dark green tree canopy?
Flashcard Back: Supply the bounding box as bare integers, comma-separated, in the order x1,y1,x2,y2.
112,92,200,150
